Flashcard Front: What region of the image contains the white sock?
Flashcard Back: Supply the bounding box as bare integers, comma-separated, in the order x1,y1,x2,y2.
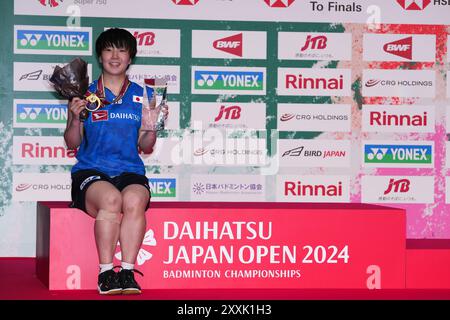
99,263,113,274
121,261,134,270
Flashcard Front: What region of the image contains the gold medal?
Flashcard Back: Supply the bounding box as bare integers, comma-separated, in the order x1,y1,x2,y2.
85,93,103,112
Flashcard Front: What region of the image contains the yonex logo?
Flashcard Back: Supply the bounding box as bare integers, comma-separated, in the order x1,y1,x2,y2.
19,34,43,47
366,147,389,160
16,29,90,52
148,178,176,197
80,175,101,191
16,103,67,125
364,144,432,164
194,71,263,90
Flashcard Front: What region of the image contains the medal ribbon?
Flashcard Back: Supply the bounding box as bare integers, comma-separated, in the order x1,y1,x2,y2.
85,74,131,107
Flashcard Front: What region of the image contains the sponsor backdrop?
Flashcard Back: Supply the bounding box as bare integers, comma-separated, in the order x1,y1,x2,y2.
0,0,449,256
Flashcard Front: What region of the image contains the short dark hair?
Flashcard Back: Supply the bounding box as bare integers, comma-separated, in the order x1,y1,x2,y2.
95,28,137,59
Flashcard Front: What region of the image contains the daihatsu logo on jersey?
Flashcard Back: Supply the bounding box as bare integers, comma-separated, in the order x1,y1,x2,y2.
213,33,242,57
396,0,431,10
15,26,92,55
265,0,295,7
383,37,412,60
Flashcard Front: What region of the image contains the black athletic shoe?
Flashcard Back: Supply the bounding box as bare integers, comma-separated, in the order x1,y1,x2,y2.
119,269,143,295
97,269,122,295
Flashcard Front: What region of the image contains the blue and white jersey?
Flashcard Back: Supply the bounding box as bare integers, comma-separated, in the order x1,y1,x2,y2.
71,80,145,177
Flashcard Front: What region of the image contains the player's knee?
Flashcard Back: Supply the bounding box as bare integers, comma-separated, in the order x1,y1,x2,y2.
102,192,122,212
95,209,122,224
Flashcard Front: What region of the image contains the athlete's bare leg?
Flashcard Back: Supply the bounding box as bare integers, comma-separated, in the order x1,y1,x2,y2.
85,181,122,264
119,184,149,264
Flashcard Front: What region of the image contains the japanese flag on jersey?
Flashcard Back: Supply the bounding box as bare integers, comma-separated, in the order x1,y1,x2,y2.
133,95,143,103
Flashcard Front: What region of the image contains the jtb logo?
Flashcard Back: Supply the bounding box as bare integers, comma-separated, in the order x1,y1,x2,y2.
384,178,410,195
214,105,241,121
301,35,327,51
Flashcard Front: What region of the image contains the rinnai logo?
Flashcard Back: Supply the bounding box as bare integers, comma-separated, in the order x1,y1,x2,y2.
213,33,242,57
265,0,295,7
172,0,199,5
284,180,343,197
301,35,327,51
286,74,344,90
38,0,63,7
91,110,108,122
21,142,77,159
383,37,412,60
370,111,428,127
384,178,410,195
396,0,431,10
214,105,241,121
133,31,155,46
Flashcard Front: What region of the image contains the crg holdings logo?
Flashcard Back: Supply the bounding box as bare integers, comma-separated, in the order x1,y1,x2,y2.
264,0,295,7
396,0,431,10
39,0,63,7
172,0,199,5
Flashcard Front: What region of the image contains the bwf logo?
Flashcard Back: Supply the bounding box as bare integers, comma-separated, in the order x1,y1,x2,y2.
383,37,412,60
213,33,243,57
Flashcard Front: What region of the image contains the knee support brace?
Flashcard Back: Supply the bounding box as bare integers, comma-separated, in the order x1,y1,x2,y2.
95,209,122,224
